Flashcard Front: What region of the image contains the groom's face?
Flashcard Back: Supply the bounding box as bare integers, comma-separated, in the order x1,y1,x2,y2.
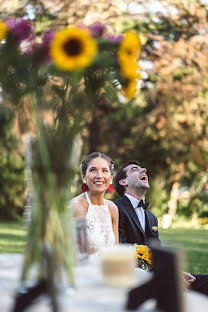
123,164,150,191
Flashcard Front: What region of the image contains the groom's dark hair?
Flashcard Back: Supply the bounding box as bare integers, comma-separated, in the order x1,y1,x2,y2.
114,160,140,196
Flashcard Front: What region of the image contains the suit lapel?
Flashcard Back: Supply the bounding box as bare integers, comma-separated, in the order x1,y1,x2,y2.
145,209,151,232
123,195,145,234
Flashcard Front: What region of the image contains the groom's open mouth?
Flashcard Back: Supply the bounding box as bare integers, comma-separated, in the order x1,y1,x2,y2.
139,175,148,181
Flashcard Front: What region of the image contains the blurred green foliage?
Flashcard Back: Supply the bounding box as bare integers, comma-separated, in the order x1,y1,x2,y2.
0,0,208,221
0,106,25,221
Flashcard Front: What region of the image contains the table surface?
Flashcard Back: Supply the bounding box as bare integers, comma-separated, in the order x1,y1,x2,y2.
1,253,208,312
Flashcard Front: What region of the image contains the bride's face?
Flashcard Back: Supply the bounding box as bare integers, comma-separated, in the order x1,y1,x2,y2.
83,157,112,193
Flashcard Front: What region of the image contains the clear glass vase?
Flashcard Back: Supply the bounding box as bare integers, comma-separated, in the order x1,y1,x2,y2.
16,135,79,312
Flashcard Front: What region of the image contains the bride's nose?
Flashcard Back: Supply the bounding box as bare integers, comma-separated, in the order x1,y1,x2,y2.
96,170,102,178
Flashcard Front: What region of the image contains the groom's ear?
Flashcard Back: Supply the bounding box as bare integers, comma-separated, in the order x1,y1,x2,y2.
119,179,128,186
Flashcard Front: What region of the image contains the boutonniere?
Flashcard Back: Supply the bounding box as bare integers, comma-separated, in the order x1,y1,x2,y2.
151,226,158,232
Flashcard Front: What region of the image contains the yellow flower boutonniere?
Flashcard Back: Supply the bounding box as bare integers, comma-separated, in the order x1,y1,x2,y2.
152,226,158,232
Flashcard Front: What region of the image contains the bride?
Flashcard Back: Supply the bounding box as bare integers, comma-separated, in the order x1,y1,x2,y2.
71,152,119,254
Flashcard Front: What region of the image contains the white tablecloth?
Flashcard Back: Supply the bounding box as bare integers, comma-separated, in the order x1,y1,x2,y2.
1,254,208,312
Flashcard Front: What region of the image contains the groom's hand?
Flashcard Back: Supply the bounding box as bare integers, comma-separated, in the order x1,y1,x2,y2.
182,272,196,288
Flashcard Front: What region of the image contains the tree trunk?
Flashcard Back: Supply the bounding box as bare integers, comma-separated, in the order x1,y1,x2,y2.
168,182,179,219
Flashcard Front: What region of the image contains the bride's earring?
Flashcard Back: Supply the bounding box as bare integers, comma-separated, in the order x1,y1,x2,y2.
108,182,114,194
82,180,89,192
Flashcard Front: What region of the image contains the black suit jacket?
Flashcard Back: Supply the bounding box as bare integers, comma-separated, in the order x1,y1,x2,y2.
114,195,160,245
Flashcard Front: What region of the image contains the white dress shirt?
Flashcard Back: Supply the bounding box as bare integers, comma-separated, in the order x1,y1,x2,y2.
124,193,146,231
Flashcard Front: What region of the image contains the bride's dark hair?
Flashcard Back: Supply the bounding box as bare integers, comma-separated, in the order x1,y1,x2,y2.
81,152,114,176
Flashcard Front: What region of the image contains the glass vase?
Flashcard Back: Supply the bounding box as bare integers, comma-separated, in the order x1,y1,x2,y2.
16,135,80,312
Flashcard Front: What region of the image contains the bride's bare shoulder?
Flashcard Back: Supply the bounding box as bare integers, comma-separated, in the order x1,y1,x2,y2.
106,199,118,214
70,193,83,205
70,193,87,217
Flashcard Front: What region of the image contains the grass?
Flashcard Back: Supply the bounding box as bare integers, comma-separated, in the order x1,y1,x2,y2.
0,222,27,253
160,228,208,274
0,222,207,274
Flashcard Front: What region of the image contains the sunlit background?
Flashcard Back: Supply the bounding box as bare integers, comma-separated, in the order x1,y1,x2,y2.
0,0,208,273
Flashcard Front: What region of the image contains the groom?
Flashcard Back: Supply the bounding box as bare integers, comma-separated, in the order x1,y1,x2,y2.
114,160,208,295
114,160,160,245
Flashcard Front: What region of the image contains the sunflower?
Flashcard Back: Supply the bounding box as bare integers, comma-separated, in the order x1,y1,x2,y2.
119,58,141,79
118,30,141,61
122,78,137,99
50,27,97,70
0,20,8,41
135,244,152,265
118,30,141,79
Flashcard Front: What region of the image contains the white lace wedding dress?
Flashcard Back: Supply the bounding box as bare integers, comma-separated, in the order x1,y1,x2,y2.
84,192,115,254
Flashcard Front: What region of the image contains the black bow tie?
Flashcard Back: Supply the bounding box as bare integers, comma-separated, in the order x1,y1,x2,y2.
137,199,149,210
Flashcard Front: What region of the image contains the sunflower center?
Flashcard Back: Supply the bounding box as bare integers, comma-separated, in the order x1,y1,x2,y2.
125,48,133,56
63,38,83,56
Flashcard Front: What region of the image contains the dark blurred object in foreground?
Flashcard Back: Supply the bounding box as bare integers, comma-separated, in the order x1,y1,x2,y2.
126,239,184,312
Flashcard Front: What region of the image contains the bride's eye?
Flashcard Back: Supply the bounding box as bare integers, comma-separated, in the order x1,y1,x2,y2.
103,169,109,173
89,168,96,172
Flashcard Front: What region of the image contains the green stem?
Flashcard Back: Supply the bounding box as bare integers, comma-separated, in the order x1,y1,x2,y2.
21,92,76,287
